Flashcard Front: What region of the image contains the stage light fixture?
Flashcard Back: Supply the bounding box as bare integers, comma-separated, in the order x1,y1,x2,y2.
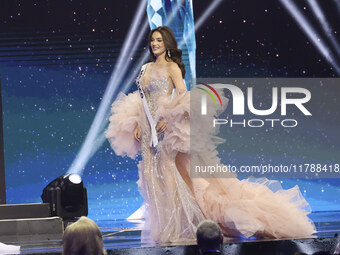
41,174,88,219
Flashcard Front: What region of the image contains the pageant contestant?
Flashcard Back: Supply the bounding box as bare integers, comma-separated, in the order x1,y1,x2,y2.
106,26,315,243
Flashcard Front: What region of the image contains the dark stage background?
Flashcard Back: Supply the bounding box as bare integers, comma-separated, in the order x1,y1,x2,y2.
0,0,340,220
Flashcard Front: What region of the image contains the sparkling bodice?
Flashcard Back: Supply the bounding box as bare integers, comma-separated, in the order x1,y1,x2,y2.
142,76,169,97
141,76,170,118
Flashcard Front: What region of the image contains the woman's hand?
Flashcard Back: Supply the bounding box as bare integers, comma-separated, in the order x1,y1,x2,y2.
157,119,167,133
134,124,141,143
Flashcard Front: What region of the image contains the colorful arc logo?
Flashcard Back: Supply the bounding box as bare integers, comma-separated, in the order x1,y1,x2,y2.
198,84,223,115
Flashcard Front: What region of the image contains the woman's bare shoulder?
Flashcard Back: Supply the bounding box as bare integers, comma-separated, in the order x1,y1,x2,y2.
143,62,153,72
167,62,181,75
166,61,180,71
142,62,153,68
166,61,176,66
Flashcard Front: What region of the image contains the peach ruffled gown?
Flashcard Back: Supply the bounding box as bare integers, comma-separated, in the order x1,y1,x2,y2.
105,64,315,243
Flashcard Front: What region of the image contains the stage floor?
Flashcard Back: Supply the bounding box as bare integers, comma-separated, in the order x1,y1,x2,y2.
3,210,338,255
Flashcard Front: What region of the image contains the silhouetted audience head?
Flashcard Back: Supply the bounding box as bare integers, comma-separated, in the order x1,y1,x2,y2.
63,216,106,255
196,220,223,254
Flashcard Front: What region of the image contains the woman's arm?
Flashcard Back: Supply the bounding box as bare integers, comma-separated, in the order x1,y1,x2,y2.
157,63,186,133
157,63,187,133
168,63,186,90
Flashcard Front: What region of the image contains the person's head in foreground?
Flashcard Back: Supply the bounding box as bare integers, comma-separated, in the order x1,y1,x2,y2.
63,216,106,255
196,219,223,254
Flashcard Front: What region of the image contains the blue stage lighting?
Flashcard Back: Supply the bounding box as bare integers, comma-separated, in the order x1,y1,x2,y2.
67,1,148,175
307,0,340,58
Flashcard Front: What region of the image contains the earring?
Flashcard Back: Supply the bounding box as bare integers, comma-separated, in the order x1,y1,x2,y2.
167,49,171,58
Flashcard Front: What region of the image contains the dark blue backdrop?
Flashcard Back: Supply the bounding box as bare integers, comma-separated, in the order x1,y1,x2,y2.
1,0,340,220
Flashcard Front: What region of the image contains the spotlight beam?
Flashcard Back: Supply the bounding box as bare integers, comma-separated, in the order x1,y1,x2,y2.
190,0,223,41
67,0,148,175
333,0,340,18
68,0,223,176
96,19,149,134
307,0,340,58
279,0,340,75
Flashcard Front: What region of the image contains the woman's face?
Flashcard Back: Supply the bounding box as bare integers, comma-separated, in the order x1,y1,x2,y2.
150,31,166,57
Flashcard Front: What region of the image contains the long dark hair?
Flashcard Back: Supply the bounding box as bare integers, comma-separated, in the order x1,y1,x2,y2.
148,26,186,78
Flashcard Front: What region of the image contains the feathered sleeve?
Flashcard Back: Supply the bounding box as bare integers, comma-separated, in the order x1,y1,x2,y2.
105,91,144,159
156,86,229,158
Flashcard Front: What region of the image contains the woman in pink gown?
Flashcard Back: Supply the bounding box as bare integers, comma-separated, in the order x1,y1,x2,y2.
105,26,315,243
